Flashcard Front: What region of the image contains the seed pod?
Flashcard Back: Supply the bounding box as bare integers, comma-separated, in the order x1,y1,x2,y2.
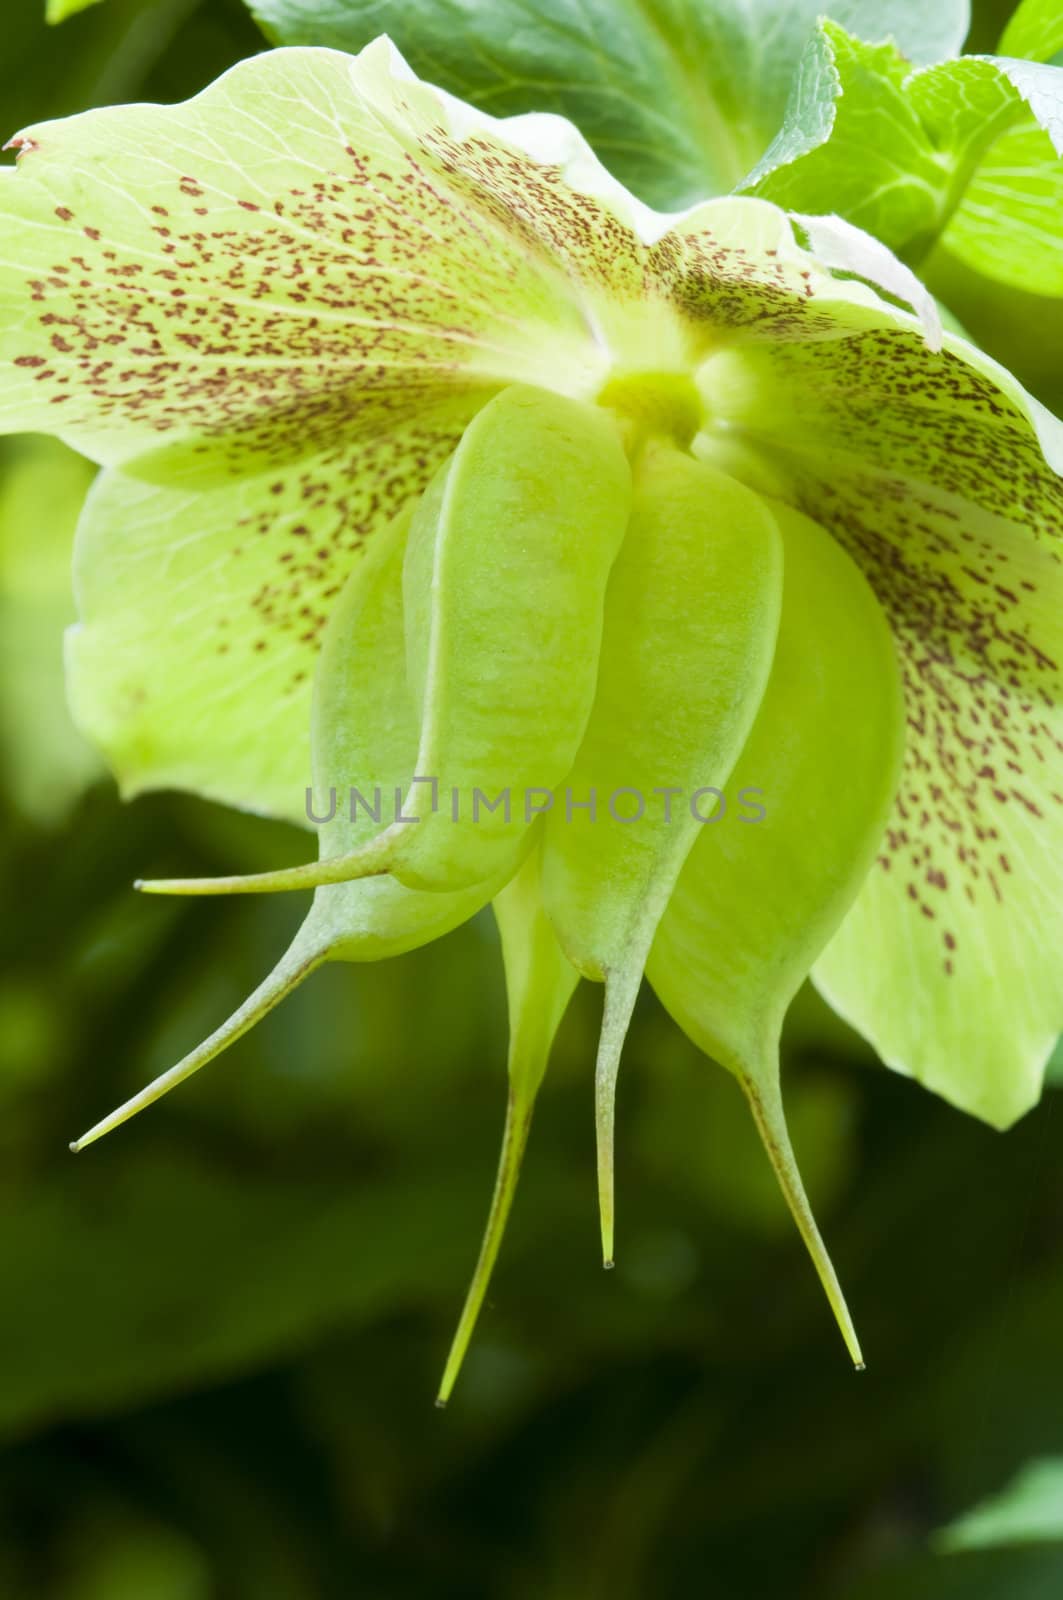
437,847,579,1406
307,500,511,957
542,443,784,1261
647,500,906,1365
71,507,501,1150
141,384,632,898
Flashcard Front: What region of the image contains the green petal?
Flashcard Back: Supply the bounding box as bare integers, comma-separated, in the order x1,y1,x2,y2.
0,44,602,462
543,445,783,1263
68,395,479,821
647,501,906,1363
437,848,579,1406
701,323,1063,1126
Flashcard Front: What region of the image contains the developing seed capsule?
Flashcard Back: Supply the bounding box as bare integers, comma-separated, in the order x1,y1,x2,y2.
437,847,579,1406
308,500,510,958
143,384,632,898
393,382,632,889
647,500,905,1364
72,505,503,1152
541,442,784,1261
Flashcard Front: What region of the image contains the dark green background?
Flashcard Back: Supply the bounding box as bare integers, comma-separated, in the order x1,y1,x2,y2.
2,1,1062,1594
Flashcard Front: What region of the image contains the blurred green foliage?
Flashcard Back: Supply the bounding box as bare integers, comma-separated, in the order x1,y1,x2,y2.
940,1457,1063,1552
1,0,1062,1594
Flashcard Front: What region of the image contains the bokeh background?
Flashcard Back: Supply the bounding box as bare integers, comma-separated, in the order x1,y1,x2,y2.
3,1,1063,1594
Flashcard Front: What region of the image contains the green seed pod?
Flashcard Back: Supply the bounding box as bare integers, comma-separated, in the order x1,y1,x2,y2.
310,499,509,956
542,443,784,1261
647,500,906,1363
437,847,579,1405
393,383,632,889
73,506,502,1150
143,384,632,898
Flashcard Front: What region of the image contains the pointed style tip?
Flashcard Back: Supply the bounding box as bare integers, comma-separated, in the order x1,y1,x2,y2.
136,876,215,897
69,1125,105,1152
67,937,324,1153
594,969,640,1306
134,844,392,896
598,1203,615,1271
741,1073,865,1379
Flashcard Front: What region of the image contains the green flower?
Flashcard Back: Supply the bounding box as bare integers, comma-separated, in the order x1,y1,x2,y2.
3,41,1061,1398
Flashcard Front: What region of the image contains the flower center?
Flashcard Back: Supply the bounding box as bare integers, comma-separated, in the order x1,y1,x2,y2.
596,371,704,451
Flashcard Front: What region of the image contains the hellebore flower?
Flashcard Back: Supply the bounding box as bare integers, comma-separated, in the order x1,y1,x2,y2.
2,41,1060,1397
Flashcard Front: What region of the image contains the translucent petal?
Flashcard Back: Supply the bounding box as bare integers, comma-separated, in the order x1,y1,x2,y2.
700,328,1063,1125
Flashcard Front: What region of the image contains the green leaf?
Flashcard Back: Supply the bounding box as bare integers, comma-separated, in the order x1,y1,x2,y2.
0,1139,554,1437
938,118,1063,294
1000,0,1063,65
939,1459,1063,1551
246,1,970,209
45,0,105,20
909,55,1063,295
850,1548,1063,1600
746,24,946,250
748,23,1063,297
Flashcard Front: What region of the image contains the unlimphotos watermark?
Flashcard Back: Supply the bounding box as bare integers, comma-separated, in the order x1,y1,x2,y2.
305,780,767,827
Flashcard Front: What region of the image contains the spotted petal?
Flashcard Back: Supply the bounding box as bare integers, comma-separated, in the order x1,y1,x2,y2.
1,42,618,816
0,38,933,818
699,329,1063,1126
